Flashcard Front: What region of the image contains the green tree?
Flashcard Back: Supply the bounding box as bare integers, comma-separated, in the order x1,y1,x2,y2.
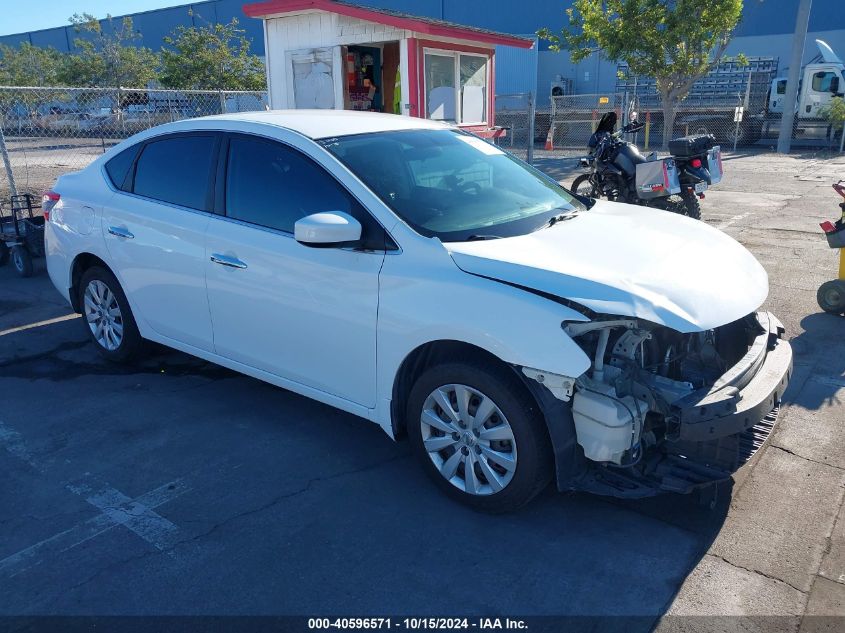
820,97,845,150
159,17,266,91
0,42,63,86
0,43,65,122
58,13,159,87
540,0,745,146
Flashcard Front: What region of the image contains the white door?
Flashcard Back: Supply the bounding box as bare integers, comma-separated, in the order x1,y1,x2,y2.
205,134,386,407
800,66,841,118
101,132,219,351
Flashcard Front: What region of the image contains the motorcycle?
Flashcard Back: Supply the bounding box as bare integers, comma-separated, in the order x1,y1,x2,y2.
571,110,722,220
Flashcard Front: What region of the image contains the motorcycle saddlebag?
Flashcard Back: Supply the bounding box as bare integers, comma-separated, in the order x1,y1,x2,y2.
668,134,716,157
707,145,723,185
635,157,682,199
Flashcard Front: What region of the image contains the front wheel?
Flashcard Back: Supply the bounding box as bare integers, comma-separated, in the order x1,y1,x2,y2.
406,360,553,513
818,279,845,315
571,174,600,198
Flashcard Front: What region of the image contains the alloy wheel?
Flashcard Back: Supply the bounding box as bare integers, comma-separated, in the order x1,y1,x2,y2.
83,279,124,351
419,384,517,496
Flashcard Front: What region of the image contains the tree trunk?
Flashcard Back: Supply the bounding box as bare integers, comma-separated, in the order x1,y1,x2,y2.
661,98,676,148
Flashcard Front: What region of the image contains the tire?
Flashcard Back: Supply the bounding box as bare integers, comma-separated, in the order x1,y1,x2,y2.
817,280,845,315
0,242,8,267
11,246,33,277
406,359,553,513
725,123,748,146
78,266,144,362
662,193,701,220
681,192,701,220
571,174,600,198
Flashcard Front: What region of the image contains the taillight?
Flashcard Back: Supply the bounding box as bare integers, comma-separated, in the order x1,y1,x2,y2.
690,158,703,168
42,191,60,222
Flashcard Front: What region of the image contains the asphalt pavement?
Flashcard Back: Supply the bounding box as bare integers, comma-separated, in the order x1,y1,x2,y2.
1,151,844,631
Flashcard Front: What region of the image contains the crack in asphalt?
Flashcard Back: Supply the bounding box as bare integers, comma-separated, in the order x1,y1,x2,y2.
182,452,409,541
768,444,845,473
0,340,89,369
59,452,408,597
0,340,234,383
706,553,808,597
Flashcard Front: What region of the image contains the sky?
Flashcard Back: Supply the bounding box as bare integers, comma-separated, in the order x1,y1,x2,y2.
0,1,194,36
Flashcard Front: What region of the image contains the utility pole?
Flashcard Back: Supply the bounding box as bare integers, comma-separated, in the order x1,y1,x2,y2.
777,0,813,154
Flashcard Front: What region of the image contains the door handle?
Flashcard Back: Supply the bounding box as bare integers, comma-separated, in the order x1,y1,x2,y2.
210,254,248,269
108,226,134,239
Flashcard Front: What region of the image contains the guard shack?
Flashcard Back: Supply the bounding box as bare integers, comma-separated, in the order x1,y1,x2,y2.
243,0,533,137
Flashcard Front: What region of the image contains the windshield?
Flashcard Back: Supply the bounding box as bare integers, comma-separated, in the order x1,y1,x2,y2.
319,129,584,241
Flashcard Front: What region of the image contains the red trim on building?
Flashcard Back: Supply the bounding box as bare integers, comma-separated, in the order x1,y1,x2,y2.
242,0,534,49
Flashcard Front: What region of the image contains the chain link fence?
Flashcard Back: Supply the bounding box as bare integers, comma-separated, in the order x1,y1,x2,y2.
1,85,842,196
494,92,845,164
0,86,268,196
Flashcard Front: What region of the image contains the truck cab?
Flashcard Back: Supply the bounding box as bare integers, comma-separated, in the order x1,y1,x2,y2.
768,40,845,119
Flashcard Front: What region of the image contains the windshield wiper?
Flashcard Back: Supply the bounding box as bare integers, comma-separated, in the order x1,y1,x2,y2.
466,234,502,241
547,212,577,227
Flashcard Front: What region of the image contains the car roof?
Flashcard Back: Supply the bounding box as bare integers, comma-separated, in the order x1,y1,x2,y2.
195,109,452,139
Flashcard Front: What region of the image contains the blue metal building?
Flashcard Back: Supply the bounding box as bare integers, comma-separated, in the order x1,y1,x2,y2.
1,0,844,106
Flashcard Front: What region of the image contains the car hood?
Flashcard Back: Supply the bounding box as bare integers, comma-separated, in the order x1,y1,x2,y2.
445,200,768,333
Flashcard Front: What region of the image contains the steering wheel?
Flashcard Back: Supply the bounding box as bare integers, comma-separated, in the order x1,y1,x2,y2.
456,180,482,195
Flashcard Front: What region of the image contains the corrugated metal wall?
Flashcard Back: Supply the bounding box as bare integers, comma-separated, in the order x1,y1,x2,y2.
1,0,845,97
494,37,538,97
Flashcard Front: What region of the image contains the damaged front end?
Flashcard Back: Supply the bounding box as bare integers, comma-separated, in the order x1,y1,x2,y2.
532,312,792,498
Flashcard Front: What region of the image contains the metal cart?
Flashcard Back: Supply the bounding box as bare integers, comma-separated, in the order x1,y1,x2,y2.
0,194,44,278
818,182,845,314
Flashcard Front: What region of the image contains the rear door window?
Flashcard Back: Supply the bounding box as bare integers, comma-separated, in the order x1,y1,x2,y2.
132,134,218,210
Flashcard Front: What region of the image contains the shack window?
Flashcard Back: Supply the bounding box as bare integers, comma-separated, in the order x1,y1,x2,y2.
424,49,489,125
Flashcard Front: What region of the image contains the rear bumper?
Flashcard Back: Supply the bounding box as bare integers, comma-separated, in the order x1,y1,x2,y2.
671,311,792,442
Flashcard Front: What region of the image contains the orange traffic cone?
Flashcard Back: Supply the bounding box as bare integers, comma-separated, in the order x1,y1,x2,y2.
544,125,554,151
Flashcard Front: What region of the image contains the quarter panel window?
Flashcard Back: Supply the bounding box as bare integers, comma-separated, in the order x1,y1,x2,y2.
104,144,140,191
132,135,217,210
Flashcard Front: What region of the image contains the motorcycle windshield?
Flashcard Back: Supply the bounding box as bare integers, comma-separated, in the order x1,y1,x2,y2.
595,111,617,134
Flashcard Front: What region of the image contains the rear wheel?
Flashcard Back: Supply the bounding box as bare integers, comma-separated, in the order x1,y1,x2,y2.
817,280,845,315
406,360,553,513
79,266,144,362
571,174,600,198
680,191,702,220
663,193,701,219
11,246,33,277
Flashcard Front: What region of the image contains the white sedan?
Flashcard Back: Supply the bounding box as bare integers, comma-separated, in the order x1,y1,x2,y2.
44,110,792,512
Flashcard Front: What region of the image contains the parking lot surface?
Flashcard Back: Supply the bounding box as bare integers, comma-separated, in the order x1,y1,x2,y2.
1,151,845,630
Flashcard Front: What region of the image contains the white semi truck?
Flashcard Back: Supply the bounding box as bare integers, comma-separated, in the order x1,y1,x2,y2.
763,39,845,141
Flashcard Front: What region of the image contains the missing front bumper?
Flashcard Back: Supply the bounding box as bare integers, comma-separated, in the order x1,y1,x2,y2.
570,311,792,499
671,311,792,442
